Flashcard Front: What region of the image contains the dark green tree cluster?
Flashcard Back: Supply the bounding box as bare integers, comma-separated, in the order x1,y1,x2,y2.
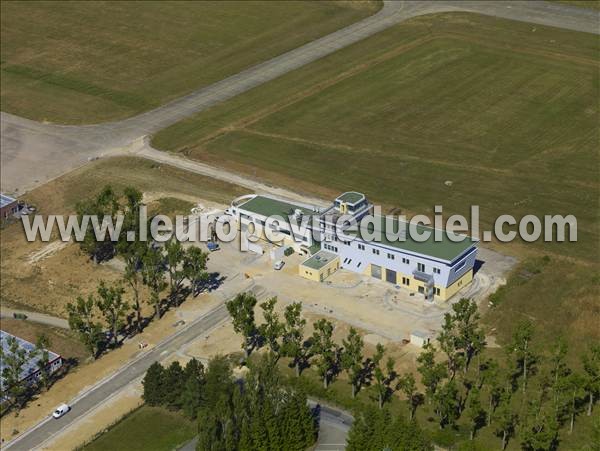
142,358,205,417
141,355,317,450
347,405,432,451
68,186,210,358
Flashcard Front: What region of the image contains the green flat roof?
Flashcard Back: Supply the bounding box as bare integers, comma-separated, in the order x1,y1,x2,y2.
337,192,364,204
346,215,476,263
301,250,338,270
238,195,315,218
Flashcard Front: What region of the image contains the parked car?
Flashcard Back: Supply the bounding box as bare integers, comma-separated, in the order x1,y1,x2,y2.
53,404,70,419
207,241,220,252
274,260,285,270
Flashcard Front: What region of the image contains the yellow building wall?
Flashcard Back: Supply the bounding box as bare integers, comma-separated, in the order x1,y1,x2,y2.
362,264,473,302
299,258,340,282
439,269,473,300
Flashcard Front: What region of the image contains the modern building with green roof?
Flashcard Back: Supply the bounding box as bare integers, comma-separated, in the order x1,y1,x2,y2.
229,192,477,301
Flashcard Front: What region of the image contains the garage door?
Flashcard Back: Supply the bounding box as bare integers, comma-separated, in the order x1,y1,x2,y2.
371,264,381,279
386,269,396,284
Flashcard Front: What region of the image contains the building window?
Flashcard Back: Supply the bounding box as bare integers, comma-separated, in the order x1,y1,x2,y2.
435,288,441,296
433,267,440,274
358,243,365,250
402,257,410,264
372,249,380,255
417,263,425,272
387,253,395,260
402,277,410,286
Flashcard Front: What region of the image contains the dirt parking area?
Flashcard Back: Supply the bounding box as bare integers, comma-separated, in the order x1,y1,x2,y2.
210,238,517,342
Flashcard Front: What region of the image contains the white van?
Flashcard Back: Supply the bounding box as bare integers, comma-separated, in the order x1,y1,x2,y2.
52,404,70,419
273,260,285,271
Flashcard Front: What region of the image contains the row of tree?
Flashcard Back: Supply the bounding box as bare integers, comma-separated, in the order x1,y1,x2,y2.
0,333,56,412
67,185,210,358
226,292,600,450
226,293,416,407
142,355,318,451
414,298,600,450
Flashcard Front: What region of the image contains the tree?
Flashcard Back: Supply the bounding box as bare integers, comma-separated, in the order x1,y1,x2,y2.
122,240,147,333
258,297,284,360
165,238,186,304
281,302,308,377
181,359,205,419
347,404,432,451
67,295,103,357
495,394,517,450
508,319,536,393
143,362,166,406
0,335,30,408
116,187,145,261
549,337,570,409
34,333,52,391
417,342,447,404
561,372,585,434
341,327,365,398
520,399,559,451
96,281,129,348
372,343,398,409
480,358,502,425
399,373,421,420
164,361,185,410
582,343,600,416
76,185,119,262
142,245,167,318
183,246,209,296
434,379,460,429
465,387,486,439
452,298,486,374
226,292,258,358
310,319,339,389
437,313,463,380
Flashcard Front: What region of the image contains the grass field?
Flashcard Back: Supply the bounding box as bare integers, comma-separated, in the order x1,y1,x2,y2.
0,156,247,316
551,0,600,10
0,1,379,124
153,11,599,368
82,406,195,451
154,12,599,264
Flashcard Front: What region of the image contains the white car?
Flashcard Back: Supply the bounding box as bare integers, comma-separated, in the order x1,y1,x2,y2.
52,404,70,419
274,260,285,271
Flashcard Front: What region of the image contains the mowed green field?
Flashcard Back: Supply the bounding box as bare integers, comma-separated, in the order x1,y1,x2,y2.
154,12,599,264
82,406,195,451
0,1,379,124
154,12,600,349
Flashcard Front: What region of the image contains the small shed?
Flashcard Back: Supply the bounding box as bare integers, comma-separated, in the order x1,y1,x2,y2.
410,330,431,348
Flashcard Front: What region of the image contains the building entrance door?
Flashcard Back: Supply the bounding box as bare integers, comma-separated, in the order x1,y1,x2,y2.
371,264,381,279
386,269,396,284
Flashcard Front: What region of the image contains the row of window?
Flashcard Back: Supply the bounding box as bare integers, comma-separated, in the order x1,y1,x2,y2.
324,243,338,252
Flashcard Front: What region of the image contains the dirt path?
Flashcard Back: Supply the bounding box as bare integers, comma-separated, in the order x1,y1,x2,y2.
0,308,69,329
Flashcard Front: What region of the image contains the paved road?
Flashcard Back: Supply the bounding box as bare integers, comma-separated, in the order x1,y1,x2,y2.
3,303,230,451
1,1,598,195
0,308,69,329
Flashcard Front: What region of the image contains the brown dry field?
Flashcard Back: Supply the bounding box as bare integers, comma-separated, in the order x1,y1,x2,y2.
0,156,247,317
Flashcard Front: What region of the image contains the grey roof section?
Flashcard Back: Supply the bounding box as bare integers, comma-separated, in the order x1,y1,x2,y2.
0,330,60,391
1,193,17,208
301,250,339,270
